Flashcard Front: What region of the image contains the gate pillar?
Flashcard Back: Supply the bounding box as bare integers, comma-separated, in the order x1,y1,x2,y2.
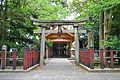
40,25,46,67
74,24,80,65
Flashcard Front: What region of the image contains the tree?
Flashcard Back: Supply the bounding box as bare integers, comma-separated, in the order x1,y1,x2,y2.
0,0,69,51
70,0,120,49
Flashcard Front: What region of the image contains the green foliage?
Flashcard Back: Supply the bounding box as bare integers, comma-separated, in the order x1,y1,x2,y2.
70,0,120,19
29,0,69,20
70,0,120,49
110,5,120,36
105,36,120,49
0,0,69,52
46,39,53,48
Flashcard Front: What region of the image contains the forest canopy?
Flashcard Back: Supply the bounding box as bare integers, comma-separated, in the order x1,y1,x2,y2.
0,0,69,51
70,0,120,49
0,0,120,51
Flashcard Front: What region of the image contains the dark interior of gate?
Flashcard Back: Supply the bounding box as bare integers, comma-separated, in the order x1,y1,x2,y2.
51,43,68,58
45,32,73,58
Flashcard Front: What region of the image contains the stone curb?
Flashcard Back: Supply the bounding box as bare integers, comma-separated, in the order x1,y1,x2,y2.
79,63,120,73
0,64,39,73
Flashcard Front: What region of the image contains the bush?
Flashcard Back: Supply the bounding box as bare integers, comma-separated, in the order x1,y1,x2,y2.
105,36,120,50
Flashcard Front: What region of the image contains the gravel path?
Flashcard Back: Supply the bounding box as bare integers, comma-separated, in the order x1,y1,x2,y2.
0,58,120,80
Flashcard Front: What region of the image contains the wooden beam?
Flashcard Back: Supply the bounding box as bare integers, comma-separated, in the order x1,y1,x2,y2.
33,21,86,26
31,17,87,26
34,29,86,34
46,37,74,40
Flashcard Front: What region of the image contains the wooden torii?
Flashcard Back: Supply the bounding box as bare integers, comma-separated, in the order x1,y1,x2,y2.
30,17,87,66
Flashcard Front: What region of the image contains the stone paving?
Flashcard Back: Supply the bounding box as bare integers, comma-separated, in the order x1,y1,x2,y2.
0,58,120,80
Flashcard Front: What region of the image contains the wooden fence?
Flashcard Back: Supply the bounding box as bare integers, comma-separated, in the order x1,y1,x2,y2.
79,48,120,69
0,48,40,70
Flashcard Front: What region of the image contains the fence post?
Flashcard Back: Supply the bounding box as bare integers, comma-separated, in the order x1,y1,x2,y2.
34,50,36,65
30,50,33,67
36,50,38,64
110,49,114,69
34,50,36,64
38,50,40,64
32,50,34,66
35,50,37,64
23,47,28,70
118,50,120,65
81,50,83,64
89,47,94,69
79,50,81,63
100,49,104,69
1,50,5,70
28,51,30,68
32,50,35,65
86,50,89,66
1,45,7,70
83,50,85,65
35,51,38,64
12,49,16,70
85,50,88,66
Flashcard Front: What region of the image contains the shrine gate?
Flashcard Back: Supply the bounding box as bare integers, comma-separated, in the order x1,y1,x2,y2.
30,17,87,66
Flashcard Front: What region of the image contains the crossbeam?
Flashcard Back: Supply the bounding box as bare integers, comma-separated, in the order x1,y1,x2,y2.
30,17,87,26
34,29,86,34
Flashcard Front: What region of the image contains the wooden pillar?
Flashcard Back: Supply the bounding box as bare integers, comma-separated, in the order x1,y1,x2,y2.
79,50,82,63
118,50,120,64
74,24,79,65
1,45,7,70
28,51,30,68
88,32,94,48
46,48,49,60
100,49,104,69
69,41,72,58
99,11,104,50
40,26,46,67
99,11,106,69
12,49,16,70
67,42,71,57
88,32,94,68
1,50,6,70
23,47,28,70
30,51,32,67
89,47,94,69
32,50,34,66
110,49,114,69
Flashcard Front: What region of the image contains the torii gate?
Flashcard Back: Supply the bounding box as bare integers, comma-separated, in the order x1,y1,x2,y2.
30,17,87,66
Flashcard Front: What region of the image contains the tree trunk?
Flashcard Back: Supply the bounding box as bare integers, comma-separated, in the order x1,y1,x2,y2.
1,0,8,45
108,9,112,33
104,11,108,44
99,11,104,49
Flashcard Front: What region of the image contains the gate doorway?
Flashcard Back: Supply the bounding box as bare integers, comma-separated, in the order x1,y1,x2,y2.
52,43,68,58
